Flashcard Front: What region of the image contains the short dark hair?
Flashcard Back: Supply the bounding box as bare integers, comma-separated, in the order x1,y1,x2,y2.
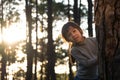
61,21,83,41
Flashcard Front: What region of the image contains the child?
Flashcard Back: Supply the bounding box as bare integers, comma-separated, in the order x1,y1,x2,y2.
61,21,98,80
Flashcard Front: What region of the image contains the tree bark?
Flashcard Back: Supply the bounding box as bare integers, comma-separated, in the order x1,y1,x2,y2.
1,48,7,80
25,0,33,80
87,0,93,37
73,0,80,25
0,1,7,79
94,0,120,80
46,0,56,80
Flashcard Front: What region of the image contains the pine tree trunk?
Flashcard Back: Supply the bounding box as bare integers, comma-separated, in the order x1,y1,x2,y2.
73,0,80,25
1,49,7,80
46,0,56,80
87,0,93,37
25,0,33,80
94,0,120,80
0,1,7,79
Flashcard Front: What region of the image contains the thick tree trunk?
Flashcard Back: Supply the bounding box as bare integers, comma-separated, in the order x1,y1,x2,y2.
94,0,120,80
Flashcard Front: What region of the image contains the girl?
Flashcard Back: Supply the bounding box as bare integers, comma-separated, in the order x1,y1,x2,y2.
61,21,98,80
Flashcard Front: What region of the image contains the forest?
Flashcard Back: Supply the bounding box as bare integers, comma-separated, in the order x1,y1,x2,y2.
0,0,120,80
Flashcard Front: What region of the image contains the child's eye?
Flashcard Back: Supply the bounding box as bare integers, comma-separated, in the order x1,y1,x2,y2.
72,29,76,33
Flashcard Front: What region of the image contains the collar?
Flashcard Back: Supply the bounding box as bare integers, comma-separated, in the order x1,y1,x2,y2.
73,37,86,46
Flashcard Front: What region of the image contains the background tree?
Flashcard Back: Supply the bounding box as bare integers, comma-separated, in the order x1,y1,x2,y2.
67,0,74,80
0,0,6,80
73,0,87,25
0,45,6,80
46,0,56,80
87,0,93,37
73,0,80,25
25,0,33,80
0,0,22,79
94,0,120,80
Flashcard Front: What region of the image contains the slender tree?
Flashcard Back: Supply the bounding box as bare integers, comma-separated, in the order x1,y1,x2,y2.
87,0,93,37
34,0,38,80
94,0,120,80
73,0,80,25
25,0,33,80
67,0,74,80
0,0,7,79
46,0,56,80
0,46,7,80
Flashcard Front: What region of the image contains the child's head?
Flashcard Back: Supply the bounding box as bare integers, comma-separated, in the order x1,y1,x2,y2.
62,21,83,42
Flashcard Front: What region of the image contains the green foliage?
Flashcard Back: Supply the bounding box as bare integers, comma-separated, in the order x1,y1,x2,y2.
54,36,68,65
37,0,69,20
56,73,68,80
80,4,88,17
13,69,25,79
38,3,47,14
52,2,68,20
55,36,67,56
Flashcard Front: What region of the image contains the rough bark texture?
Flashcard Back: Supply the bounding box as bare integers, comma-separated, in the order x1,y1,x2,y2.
94,0,120,80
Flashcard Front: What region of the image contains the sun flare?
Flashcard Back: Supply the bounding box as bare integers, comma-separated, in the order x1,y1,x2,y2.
0,23,26,44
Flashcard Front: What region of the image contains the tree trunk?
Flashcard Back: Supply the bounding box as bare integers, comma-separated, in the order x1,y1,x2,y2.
87,0,93,37
1,48,7,80
46,0,56,80
94,0,120,80
67,0,74,80
25,0,33,80
73,0,80,25
0,1,7,79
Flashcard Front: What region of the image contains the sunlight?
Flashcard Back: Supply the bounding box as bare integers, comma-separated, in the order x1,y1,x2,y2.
55,57,76,74
2,22,26,44
55,64,69,74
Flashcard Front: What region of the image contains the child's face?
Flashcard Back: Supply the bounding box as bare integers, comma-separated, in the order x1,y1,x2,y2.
67,26,84,43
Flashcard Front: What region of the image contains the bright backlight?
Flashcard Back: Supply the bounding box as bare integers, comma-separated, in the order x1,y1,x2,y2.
1,23,26,44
